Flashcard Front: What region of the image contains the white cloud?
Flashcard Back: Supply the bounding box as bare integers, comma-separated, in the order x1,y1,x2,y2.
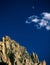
25,12,50,31
42,12,50,20
46,25,50,30
32,18,39,23
38,19,48,27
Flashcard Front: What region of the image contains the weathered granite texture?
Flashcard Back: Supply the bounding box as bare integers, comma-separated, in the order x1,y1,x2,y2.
0,36,46,65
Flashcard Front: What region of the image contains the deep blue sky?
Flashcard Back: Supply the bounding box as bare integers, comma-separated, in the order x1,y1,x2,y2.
0,0,50,65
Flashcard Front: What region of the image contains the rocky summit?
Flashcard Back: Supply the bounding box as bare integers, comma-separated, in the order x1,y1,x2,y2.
0,36,46,65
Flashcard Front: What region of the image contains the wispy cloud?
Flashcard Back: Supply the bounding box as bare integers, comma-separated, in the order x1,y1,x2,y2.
32,6,35,9
25,20,31,24
25,12,50,30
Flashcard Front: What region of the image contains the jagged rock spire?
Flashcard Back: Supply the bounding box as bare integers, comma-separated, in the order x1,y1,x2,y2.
0,36,46,65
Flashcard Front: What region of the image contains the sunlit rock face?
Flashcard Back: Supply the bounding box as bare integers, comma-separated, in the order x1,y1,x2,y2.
0,36,46,65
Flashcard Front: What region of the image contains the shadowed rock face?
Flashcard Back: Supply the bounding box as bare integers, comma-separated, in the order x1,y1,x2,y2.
0,62,8,65
0,36,46,65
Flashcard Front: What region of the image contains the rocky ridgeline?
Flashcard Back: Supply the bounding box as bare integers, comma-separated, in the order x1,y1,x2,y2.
0,36,46,65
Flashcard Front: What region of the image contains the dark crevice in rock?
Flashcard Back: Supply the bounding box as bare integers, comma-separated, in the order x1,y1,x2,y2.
0,62,8,65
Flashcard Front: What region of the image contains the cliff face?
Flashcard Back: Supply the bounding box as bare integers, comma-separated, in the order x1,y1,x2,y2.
0,36,46,65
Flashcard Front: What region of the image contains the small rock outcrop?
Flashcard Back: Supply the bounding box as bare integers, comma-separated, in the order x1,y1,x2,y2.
0,36,46,65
